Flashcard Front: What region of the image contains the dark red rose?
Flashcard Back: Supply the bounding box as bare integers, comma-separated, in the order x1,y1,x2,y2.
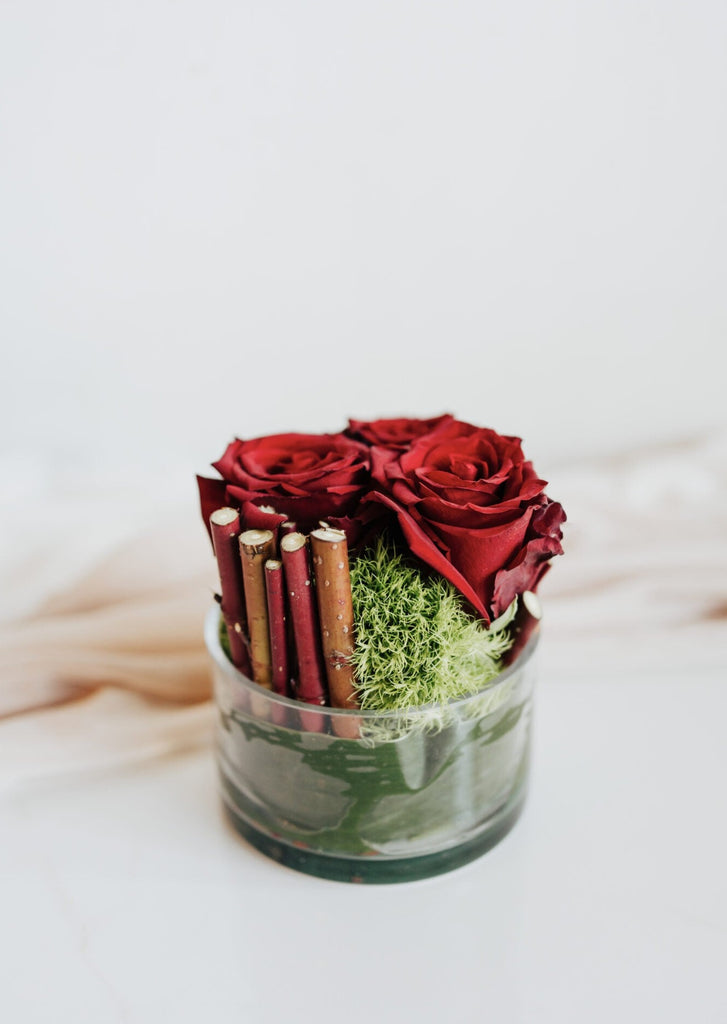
369,420,566,624
346,414,454,449
197,432,372,540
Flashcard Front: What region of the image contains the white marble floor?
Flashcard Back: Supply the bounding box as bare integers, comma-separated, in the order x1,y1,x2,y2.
2,670,725,1023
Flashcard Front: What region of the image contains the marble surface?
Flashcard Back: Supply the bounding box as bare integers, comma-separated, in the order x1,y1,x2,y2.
2,672,725,1023
1,434,726,1023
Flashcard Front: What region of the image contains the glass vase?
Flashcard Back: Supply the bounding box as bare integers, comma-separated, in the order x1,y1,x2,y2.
206,606,538,884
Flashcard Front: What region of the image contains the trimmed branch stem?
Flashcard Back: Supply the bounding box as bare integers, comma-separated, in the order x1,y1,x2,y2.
280,532,327,706
210,507,251,675
264,560,290,697
239,529,275,688
310,528,358,710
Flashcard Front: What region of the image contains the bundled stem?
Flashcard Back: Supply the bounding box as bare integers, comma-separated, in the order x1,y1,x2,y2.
210,507,251,675
264,560,290,697
280,532,327,706
239,529,275,688
310,528,358,710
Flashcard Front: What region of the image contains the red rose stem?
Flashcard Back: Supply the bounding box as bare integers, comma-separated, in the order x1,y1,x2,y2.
280,520,298,536
264,560,290,697
310,528,360,739
239,529,275,688
209,507,251,676
280,532,327,732
504,591,542,666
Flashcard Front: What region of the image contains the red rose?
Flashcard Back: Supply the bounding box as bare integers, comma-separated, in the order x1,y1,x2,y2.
346,414,454,449
197,432,372,539
369,420,566,624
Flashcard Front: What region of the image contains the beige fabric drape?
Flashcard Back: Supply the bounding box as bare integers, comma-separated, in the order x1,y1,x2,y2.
0,495,217,790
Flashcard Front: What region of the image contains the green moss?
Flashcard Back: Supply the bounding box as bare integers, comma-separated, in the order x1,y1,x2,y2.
350,538,516,712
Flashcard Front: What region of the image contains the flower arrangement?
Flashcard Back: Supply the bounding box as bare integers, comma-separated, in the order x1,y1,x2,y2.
199,415,566,881
198,414,565,716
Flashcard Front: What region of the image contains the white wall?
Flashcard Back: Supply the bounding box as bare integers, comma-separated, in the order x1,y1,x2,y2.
1,0,725,480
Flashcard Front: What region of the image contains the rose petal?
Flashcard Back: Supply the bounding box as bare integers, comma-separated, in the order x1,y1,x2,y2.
197,476,229,543
346,414,454,448
366,491,491,620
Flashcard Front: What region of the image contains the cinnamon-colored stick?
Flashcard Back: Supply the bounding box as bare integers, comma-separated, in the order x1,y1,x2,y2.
210,508,251,675
264,559,290,697
239,529,275,688
310,528,358,710
280,532,327,706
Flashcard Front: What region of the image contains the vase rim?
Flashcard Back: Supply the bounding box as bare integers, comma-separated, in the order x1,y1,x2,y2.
205,604,539,722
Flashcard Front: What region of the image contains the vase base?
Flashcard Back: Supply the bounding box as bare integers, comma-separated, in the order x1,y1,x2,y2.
220,789,526,884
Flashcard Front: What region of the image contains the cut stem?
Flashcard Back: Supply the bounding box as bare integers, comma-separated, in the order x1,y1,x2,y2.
264,559,290,697
210,507,251,675
310,528,358,710
239,529,275,688
280,532,327,706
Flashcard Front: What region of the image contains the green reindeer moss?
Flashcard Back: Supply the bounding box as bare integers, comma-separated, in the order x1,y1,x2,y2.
349,537,516,712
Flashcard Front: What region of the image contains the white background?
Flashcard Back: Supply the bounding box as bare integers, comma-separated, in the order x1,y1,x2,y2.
1,0,725,479
1,4,726,1023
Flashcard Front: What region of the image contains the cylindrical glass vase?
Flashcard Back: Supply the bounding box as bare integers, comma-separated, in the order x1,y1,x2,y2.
206,607,538,884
